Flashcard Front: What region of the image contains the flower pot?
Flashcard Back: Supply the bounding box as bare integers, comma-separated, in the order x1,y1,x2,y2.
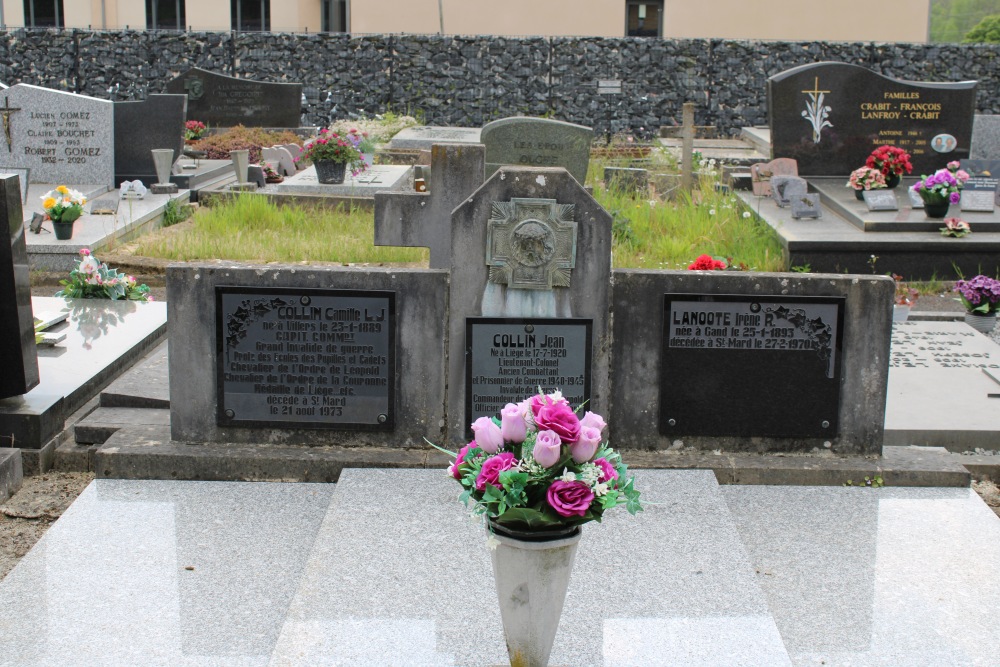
52,221,74,240
964,312,997,335
885,173,901,189
923,200,950,219
893,304,910,322
489,524,581,667
854,188,865,201
314,160,347,185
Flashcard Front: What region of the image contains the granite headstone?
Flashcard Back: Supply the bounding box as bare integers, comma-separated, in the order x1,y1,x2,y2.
388,126,483,151
114,94,186,185
0,84,114,186
0,174,39,399
480,117,593,184
768,62,977,176
165,68,302,128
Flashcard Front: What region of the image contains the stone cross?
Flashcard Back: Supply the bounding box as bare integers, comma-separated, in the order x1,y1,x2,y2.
373,143,485,269
680,102,695,190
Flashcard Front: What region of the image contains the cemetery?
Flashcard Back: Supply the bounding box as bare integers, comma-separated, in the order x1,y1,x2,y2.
1,50,1000,666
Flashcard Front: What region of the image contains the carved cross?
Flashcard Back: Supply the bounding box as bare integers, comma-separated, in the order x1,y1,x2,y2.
486,198,577,290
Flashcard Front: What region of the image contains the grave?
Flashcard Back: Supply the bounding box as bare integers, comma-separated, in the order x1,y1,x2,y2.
884,320,1000,450
2,471,999,664
0,84,115,188
0,174,38,400
480,117,593,184
165,67,302,129
114,94,187,186
768,62,977,176
386,125,482,151
272,164,410,197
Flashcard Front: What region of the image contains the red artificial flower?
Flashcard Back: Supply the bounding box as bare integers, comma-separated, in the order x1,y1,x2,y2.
687,254,727,271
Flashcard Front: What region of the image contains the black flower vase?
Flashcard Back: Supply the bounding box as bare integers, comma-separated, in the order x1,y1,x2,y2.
924,200,950,219
52,220,74,240
854,189,865,201
885,173,901,189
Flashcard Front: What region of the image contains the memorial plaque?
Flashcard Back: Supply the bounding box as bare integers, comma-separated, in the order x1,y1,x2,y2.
216,287,394,430
770,175,806,207
660,294,844,438
166,67,302,128
960,177,998,212
889,324,997,369
768,62,976,176
466,318,592,425
790,192,822,219
863,189,898,211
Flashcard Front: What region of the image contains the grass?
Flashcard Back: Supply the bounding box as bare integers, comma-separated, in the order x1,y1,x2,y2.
134,194,428,265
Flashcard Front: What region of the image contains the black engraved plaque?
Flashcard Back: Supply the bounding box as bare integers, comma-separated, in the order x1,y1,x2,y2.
660,294,844,438
216,287,395,430
466,318,592,426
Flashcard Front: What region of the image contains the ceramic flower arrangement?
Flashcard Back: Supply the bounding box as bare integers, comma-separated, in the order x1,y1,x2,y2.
847,166,887,192
866,145,913,178
41,185,86,223
953,275,1000,315
891,274,919,307
55,249,151,301
432,391,642,533
940,217,971,238
911,161,970,205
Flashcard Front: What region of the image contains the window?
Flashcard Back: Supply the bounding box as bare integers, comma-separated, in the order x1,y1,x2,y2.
626,1,661,37
232,0,269,31
146,0,186,30
23,0,63,27
321,0,348,33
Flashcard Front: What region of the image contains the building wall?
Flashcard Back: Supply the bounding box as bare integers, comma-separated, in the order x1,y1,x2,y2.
1,0,931,41
662,0,930,42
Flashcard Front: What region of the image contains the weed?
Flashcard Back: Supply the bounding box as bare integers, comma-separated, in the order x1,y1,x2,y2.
162,199,193,228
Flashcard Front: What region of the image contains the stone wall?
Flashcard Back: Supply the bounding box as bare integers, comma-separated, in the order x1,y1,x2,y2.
2,29,999,136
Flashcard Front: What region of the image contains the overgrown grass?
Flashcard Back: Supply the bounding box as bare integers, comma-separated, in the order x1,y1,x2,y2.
591,158,786,272
134,195,428,265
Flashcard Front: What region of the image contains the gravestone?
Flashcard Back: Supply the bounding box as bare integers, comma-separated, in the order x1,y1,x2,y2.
604,167,647,193
114,94,186,185
0,84,114,187
446,165,612,439
0,174,38,399
0,167,29,203
374,143,486,269
387,126,482,151
750,158,798,197
769,62,977,176
791,192,822,219
480,117,593,184
970,115,1000,159
770,175,807,207
165,68,302,128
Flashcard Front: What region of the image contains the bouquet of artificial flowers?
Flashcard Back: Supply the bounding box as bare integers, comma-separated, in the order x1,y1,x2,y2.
911,161,970,205
866,145,912,177
55,248,151,301
41,185,86,223
953,274,1000,315
432,391,641,533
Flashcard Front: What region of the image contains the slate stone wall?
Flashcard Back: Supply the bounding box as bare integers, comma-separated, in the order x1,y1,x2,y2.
2,29,998,136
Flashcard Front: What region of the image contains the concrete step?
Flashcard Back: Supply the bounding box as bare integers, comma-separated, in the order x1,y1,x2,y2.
100,341,169,409
0,448,23,503
75,407,171,445
91,424,979,487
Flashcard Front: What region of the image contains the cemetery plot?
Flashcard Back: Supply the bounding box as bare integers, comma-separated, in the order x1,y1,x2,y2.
166,68,302,129
660,294,844,438
216,287,395,430
465,317,591,424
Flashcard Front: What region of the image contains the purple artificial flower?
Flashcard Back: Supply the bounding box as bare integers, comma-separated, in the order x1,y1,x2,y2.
950,191,961,204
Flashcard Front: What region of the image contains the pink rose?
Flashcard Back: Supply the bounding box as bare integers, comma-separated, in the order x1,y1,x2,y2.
471,416,503,454
449,442,474,480
579,411,607,433
956,170,970,182
500,403,527,443
535,401,580,444
529,392,568,417
533,430,562,468
570,426,601,463
593,457,618,483
546,480,595,517
475,452,517,491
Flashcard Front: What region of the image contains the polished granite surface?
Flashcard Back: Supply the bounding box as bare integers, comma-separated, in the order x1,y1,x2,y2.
0,471,997,666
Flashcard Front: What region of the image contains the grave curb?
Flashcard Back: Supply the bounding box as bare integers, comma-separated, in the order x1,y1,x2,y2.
0,448,23,503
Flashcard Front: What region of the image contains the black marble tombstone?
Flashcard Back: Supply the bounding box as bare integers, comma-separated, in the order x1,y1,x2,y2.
768,62,977,176
0,174,39,399
165,67,302,128
114,94,187,185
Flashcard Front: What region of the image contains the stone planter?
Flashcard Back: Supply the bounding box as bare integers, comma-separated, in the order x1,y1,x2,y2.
314,160,347,184
964,312,997,335
489,523,581,666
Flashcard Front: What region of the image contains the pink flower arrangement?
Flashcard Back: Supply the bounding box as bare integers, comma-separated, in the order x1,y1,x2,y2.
940,217,971,238
847,166,887,191
298,127,367,176
55,248,151,301
431,391,642,532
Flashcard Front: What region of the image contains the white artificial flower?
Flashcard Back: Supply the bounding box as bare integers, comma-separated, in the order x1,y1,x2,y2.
593,482,610,497
579,463,600,485
486,534,500,551
558,469,576,483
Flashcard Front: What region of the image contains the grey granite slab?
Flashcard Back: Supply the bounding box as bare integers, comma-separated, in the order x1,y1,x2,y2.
387,125,482,150
721,485,1000,667
0,296,167,449
0,479,335,666
100,340,169,409
0,448,22,502
74,407,171,444
273,164,409,196
272,469,790,667
885,321,1000,450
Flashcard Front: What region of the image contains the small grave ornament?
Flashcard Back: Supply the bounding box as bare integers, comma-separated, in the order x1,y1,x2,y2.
486,197,577,290
791,193,822,219
120,180,147,199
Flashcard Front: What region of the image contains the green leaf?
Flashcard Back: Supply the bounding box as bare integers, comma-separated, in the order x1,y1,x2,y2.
494,507,564,530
